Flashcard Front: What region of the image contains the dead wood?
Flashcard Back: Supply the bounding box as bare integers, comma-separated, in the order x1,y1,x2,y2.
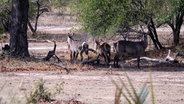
43,51,61,62
43,41,61,62
127,50,179,64
51,63,70,74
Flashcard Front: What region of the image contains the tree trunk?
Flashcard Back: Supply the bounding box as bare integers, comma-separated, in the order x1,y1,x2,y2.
173,14,183,45
9,0,29,57
167,13,183,46
173,30,180,46
147,18,163,50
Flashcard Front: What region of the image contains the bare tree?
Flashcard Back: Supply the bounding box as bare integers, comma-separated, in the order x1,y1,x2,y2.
28,0,50,37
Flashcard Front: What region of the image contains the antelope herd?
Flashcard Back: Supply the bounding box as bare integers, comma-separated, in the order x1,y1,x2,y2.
67,33,148,69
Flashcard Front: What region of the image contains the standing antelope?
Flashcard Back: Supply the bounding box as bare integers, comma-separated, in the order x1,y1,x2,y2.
67,33,89,62
95,40,111,65
114,33,148,68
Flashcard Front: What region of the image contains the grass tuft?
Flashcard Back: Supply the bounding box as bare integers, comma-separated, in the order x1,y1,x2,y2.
26,79,63,104
111,72,154,104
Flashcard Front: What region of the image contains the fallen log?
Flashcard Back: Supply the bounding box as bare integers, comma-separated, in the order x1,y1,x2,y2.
126,49,179,64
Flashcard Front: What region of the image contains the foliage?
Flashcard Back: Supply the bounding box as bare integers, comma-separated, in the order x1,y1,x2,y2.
0,0,11,34
0,0,51,35
153,0,184,28
29,0,72,16
51,0,74,17
74,0,127,35
73,0,167,35
51,0,71,8
111,72,154,104
26,79,51,103
29,0,51,20
161,0,184,45
165,0,184,20
26,79,63,104
29,1,38,20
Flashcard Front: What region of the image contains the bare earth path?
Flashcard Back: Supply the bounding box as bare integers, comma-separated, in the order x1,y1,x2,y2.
1,69,184,104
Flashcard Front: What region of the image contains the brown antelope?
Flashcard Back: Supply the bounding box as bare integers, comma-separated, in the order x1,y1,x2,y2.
113,33,148,68
95,40,111,65
67,33,89,62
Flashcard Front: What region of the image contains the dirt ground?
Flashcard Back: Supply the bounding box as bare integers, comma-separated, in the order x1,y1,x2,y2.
1,11,184,104
1,40,184,104
1,69,184,104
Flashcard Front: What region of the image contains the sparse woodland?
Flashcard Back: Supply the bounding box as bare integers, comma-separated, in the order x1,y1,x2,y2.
0,0,184,104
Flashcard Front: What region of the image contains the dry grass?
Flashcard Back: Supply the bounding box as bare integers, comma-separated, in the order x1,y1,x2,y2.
0,51,97,72
0,56,61,72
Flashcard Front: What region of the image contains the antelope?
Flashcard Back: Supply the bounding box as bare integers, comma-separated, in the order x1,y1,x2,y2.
113,33,148,68
67,33,89,62
95,40,111,65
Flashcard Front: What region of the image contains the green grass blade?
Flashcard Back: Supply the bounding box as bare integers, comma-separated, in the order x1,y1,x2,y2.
110,77,132,104
138,83,149,104
125,73,140,103
118,76,136,102
149,70,155,104
114,86,123,104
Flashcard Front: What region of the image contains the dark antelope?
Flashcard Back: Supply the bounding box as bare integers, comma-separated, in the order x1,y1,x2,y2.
95,40,111,65
113,33,148,68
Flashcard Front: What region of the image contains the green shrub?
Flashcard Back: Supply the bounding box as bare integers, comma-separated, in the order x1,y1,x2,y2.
26,79,63,104
26,79,51,103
